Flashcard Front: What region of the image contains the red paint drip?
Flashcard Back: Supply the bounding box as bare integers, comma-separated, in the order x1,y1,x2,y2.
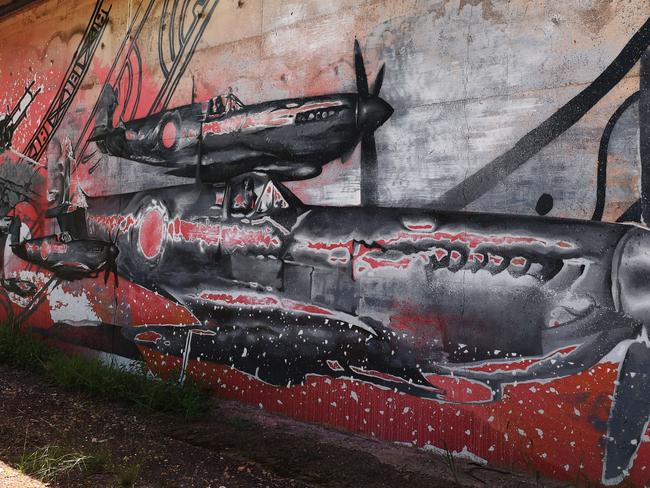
199,292,279,307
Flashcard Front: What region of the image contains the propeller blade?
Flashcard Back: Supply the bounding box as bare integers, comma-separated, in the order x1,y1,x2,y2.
354,39,369,99
360,133,378,206
372,64,385,97
104,266,110,285
340,143,358,164
602,339,650,485
113,262,119,288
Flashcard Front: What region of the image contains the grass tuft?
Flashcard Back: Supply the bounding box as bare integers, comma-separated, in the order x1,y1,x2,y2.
0,324,211,419
0,324,53,372
18,445,90,482
116,461,141,487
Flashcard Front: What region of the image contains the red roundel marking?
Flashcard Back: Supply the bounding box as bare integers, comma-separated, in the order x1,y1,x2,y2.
161,120,177,149
138,208,165,260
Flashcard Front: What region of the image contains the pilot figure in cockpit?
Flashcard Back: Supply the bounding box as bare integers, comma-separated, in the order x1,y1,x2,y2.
231,176,257,215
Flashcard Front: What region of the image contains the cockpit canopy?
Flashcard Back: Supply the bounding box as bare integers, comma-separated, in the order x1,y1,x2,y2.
206,93,245,118
228,173,293,217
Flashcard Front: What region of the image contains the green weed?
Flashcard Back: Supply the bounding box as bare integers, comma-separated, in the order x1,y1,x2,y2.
0,324,211,419
116,460,141,487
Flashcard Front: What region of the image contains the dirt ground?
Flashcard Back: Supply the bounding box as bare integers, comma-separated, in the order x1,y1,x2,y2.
0,364,568,488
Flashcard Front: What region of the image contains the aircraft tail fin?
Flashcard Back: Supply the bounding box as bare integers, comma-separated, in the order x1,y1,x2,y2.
55,207,88,240
88,84,119,141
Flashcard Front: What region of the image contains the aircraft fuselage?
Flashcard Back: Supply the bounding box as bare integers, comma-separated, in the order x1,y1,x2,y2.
94,92,392,181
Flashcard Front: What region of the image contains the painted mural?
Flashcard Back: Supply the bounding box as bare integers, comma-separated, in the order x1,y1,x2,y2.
0,0,649,486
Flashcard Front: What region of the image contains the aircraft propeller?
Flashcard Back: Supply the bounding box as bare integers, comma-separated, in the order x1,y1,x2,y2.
602,334,650,484
104,229,120,288
352,40,393,205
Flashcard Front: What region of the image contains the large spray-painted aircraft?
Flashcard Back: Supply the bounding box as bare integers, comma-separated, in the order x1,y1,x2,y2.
89,41,393,182
76,168,650,485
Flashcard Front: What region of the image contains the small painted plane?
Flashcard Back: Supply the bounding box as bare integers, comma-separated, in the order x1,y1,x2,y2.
8,140,119,284
89,41,393,182
9,221,119,283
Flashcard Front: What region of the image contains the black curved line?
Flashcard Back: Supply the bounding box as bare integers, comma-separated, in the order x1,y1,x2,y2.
22,0,109,162
640,49,650,222
170,0,179,61
88,155,105,175
71,0,146,162
591,91,640,221
440,17,650,210
148,1,212,115
158,0,171,78
120,61,134,121
156,1,218,114
180,0,191,44
130,43,144,121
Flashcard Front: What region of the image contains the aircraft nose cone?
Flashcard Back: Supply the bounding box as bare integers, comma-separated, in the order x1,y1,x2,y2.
357,97,393,133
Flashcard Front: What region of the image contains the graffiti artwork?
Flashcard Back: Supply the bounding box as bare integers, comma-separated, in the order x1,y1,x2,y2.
0,1,649,486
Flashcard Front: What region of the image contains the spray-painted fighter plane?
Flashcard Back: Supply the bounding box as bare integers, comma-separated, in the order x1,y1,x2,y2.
89,41,393,182
8,141,119,284
77,168,650,485
9,219,119,283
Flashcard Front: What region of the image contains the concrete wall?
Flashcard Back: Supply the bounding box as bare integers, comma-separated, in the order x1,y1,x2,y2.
0,1,649,486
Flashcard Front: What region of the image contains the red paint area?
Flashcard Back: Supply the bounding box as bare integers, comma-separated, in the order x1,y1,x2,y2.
25,241,68,261
488,254,504,265
282,300,332,316
425,376,494,403
511,257,527,267
469,253,485,263
90,212,282,255
305,230,575,263
378,230,560,250
327,360,345,371
433,248,448,261
134,330,162,343
202,100,343,136
305,228,575,276
197,291,334,317
139,347,649,486
168,217,281,249
404,222,436,231
138,207,166,259
355,253,422,273
112,280,198,327
88,213,137,236
467,346,578,373
199,292,279,307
